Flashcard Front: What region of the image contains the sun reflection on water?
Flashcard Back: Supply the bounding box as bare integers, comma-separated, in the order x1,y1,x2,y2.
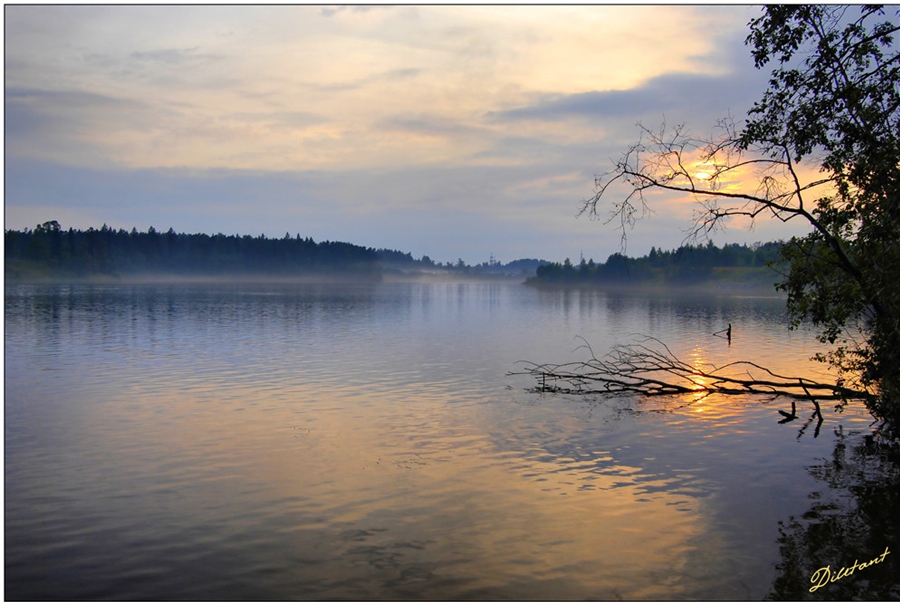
4,282,879,600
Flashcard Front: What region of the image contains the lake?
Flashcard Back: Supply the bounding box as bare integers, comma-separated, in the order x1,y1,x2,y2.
4,280,895,599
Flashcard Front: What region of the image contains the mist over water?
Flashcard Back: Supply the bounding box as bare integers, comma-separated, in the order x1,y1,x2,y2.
4,281,883,599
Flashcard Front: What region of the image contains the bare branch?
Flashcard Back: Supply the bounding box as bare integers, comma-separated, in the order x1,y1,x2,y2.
510,335,873,408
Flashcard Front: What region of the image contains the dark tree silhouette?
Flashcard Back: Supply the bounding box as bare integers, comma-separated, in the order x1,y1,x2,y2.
559,6,900,432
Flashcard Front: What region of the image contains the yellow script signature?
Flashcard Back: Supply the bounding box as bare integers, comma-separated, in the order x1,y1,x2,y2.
809,546,891,593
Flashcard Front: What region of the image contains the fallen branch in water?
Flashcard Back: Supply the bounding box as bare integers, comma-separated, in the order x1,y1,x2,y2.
510,336,872,405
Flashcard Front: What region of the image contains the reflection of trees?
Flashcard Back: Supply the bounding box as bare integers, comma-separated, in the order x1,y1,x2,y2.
767,428,900,600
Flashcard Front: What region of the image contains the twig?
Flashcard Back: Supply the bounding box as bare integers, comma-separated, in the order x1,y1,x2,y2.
510,335,873,407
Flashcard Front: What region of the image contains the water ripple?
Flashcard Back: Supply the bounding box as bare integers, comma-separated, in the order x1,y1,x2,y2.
5,282,880,599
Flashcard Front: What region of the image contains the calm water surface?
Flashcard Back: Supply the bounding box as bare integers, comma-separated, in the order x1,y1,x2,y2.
4,281,885,599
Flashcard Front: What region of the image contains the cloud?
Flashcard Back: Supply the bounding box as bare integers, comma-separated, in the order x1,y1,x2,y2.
489,69,769,124
320,5,388,18
6,87,138,107
225,111,328,130
316,68,422,93
4,5,810,264
130,47,207,64
5,87,159,167
3,5,763,174
379,114,481,138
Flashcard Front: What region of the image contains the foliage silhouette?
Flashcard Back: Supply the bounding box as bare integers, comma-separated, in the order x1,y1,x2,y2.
579,6,900,431
529,240,783,286
6,223,383,278
766,430,900,600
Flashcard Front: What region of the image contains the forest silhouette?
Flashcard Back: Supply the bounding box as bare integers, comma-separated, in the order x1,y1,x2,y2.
529,240,783,288
5,221,414,280
6,220,784,287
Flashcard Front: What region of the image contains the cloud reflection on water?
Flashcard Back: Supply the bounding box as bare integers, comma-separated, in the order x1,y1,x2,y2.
4,281,882,599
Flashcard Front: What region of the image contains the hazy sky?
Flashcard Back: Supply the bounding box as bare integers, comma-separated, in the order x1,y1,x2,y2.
5,4,815,264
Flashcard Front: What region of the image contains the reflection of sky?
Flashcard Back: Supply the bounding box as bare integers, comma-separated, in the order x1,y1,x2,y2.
4,5,817,264
5,282,875,599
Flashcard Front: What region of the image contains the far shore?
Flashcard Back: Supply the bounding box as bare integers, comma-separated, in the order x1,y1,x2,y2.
524,279,785,296
4,264,529,287
5,268,782,295
5,260,782,293
4,267,381,286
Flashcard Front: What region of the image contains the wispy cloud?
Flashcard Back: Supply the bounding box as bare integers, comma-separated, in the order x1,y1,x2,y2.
4,5,807,263
490,65,767,124
130,46,216,64
316,68,422,92
319,5,389,19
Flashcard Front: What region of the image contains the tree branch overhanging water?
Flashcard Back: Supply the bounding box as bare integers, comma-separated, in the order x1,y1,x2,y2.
510,335,874,432
571,6,900,431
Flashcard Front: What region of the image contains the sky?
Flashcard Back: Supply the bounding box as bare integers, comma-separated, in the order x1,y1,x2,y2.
4,4,818,265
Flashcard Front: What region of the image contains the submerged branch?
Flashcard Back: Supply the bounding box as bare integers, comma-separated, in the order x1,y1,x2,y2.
510,336,872,405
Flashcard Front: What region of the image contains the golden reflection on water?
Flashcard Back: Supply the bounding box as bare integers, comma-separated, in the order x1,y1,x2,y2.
6,283,879,599
72,372,743,598
667,331,843,423
70,363,856,595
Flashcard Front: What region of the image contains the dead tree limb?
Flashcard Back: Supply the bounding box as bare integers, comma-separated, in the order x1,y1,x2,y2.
510,336,872,405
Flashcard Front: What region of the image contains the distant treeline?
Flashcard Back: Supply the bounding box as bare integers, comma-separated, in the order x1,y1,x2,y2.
4,221,405,277
529,241,784,287
4,221,544,280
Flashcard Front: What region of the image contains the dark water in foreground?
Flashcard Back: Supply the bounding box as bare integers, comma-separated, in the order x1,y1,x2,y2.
5,281,897,599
